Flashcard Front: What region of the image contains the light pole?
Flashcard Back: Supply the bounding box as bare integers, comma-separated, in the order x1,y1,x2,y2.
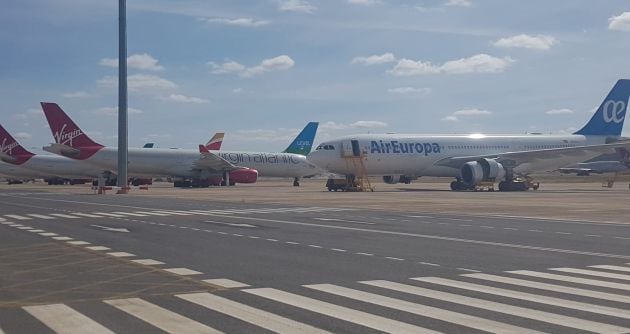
117,0,129,193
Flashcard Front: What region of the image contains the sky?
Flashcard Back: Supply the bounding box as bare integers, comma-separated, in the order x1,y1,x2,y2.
1,0,630,153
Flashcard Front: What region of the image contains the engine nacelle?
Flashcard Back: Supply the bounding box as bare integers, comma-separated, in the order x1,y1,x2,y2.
229,168,258,184
383,175,414,184
461,158,505,186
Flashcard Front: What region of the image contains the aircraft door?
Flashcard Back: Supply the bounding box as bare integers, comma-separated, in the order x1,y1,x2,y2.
340,140,362,157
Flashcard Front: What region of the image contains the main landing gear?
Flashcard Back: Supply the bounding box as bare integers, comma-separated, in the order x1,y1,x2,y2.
450,179,474,191
293,177,300,187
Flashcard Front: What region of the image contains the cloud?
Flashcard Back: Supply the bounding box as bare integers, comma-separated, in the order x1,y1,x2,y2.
62,91,90,98
94,107,143,117
387,87,432,95
12,108,41,120
98,74,177,91
157,94,209,104
545,108,574,115
350,120,388,128
209,55,295,78
278,0,317,13
99,53,164,71
351,53,396,65
441,115,459,121
13,132,32,141
445,0,471,7
609,12,630,31
442,108,492,121
492,34,556,50
347,0,382,5
320,120,388,130
388,54,514,76
232,88,243,93
202,17,271,27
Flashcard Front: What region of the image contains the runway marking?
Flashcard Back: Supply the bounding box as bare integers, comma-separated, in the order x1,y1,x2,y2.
527,229,543,232
459,224,472,227
441,217,473,222
67,241,91,246
163,268,202,276
418,262,440,267
307,284,543,334
153,210,194,216
92,212,126,218
385,256,404,261
248,236,260,239
104,298,221,334
286,241,299,245
16,226,33,230
112,211,148,217
480,226,494,229
196,215,630,259
554,232,572,235
27,214,55,220
132,259,164,266
24,304,114,334
72,213,104,218
177,292,330,334
308,244,323,248
107,252,135,258
550,267,630,281
201,279,250,288
356,252,373,256
204,220,257,228
52,237,73,241
457,268,480,272
509,270,630,291
5,215,31,220
361,280,630,334
585,234,602,237
244,288,437,334
503,227,518,230
49,213,80,219
331,248,347,252
615,237,630,240
589,264,630,273
39,232,58,236
313,218,376,225
266,238,278,242
27,229,45,233
414,276,630,319
85,246,111,251
232,234,243,237
463,273,630,304
136,211,169,216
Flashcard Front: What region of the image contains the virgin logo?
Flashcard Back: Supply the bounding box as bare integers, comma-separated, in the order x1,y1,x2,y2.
602,100,626,124
54,124,83,146
1,138,18,155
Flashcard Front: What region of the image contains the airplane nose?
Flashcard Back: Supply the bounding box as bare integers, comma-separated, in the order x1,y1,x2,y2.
306,151,324,168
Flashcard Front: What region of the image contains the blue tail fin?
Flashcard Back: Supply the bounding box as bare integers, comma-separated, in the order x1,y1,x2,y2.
283,122,319,155
574,79,630,137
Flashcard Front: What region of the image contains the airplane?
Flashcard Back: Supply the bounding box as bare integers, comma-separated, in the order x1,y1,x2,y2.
558,148,630,176
0,124,96,185
307,79,630,191
40,103,321,187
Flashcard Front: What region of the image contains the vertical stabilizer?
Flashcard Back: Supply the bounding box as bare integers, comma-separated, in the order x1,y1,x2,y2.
205,132,225,150
0,124,35,165
283,122,319,155
574,79,630,137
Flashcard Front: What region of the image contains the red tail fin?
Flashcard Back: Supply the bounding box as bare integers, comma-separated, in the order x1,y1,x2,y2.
0,124,34,165
205,132,225,150
199,144,210,153
41,102,104,149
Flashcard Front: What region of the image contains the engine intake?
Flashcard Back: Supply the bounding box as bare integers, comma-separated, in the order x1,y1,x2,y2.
461,158,505,186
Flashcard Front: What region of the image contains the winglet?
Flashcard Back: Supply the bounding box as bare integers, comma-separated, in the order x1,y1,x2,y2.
574,79,630,137
205,132,224,150
40,102,104,159
0,124,35,165
283,122,319,155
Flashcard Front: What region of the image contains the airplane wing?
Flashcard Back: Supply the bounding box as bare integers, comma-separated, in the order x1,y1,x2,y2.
433,141,630,171
193,144,241,172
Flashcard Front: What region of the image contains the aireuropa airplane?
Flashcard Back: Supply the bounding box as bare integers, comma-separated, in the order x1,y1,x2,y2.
0,124,96,184
40,103,320,187
307,79,630,191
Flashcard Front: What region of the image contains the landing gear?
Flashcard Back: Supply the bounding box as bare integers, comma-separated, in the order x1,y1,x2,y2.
293,177,300,187
450,179,474,191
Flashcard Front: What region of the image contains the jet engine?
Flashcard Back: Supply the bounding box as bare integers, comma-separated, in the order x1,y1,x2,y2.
461,158,505,186
229,168,258,184
383,175,414,184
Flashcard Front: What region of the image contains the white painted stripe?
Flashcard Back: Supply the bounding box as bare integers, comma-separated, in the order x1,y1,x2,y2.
24,303,114,334
551,267,630,281
49,213,80,219
244,288,437,334
463,273,630,304
52,237,73,241
72,213,104,218
27,214,55,220
39,232,58,236
163,268,202,276
361,280,630,334
112,212,148,217
86,246,111,251
28,229,45,233
92,212,126,218
17,226,33,230
67,241,91,246
414,276,630,319
202,279,250,288
0,217,5,221
5,215,31,220
0,221,12,224
152,211,192,216
177,292,330,334
107,252,135,257
132,259,164,265
510,270,630,291
135,211,169,216
307,284,542,334
105,298,221,334
589,265,630,273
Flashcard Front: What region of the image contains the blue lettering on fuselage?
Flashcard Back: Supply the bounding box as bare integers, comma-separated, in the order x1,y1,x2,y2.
370,141,440,156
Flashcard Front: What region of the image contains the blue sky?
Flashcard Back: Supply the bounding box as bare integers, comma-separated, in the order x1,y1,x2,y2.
1,0,630,153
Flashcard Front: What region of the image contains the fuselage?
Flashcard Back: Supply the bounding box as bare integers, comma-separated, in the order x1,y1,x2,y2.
0,155,97,179
76,147,321,179
307,133,610,177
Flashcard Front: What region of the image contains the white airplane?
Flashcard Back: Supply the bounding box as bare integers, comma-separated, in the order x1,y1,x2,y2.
307,79,630,191
559,148,630,176
40,103,321,187
0,124,96,184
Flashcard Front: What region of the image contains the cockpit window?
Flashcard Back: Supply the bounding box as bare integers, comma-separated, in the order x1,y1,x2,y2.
316,145,323,151
325,145,335,150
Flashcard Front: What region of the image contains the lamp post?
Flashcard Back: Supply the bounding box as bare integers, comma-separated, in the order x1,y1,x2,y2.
116,0,129,193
